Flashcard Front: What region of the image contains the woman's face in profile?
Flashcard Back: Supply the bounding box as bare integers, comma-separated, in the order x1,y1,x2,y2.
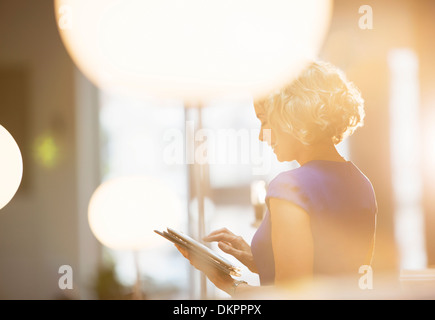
254,104,302,163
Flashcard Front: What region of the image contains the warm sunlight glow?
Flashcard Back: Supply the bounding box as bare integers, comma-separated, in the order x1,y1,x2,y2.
54,0,332,104
0,125,23,211
388,48,427,269
88,176,183,250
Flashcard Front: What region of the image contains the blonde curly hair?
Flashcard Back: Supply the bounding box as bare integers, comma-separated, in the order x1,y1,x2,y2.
256,61,365,145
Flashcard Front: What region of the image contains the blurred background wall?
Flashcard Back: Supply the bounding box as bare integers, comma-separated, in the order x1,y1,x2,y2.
0,0,100,299
0,0,434,299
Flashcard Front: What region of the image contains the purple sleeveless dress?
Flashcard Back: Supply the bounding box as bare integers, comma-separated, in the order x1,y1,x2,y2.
251,160,377,285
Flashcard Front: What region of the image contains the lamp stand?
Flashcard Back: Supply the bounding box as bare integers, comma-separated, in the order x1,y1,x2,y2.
132,250,142,300
185,104,208,299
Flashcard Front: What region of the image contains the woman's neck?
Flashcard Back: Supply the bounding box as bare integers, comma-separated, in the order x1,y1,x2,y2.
296,142,346,166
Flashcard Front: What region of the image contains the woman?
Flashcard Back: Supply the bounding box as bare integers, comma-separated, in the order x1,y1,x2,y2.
176,60,377,297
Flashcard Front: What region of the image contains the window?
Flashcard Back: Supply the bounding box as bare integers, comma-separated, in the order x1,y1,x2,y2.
388,48,427,270
99,92,190,298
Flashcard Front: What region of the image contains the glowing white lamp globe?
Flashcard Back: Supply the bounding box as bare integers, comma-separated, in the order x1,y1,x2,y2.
88,176,183,251
0,125,23,211
54,0,332,103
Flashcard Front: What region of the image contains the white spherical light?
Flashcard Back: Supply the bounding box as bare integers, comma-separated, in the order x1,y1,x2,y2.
54,0,332,103
88,176,183,250
0,125,23,211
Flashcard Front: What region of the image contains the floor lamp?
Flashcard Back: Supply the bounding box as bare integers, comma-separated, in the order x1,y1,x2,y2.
0,125,23,211
185,105,208,299
88,176,183,300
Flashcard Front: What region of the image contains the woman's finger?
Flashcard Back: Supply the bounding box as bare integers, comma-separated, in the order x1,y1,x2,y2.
218,242,257,273
204,228,234,238
204,232,246,247
218,241,243,259
203,232,234,243
174,245,210,271
174,244,189,259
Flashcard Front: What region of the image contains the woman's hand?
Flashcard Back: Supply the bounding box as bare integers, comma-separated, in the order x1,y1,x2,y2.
203,228,258,274
174,244,236,295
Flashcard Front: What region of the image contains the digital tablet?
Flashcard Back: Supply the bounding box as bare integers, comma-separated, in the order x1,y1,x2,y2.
154,228,241,277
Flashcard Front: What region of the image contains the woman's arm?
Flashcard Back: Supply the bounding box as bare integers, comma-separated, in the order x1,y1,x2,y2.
174,198,314,297
174,244,238,295
203,228,258,274
269,197,313,286
232,199,313,296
